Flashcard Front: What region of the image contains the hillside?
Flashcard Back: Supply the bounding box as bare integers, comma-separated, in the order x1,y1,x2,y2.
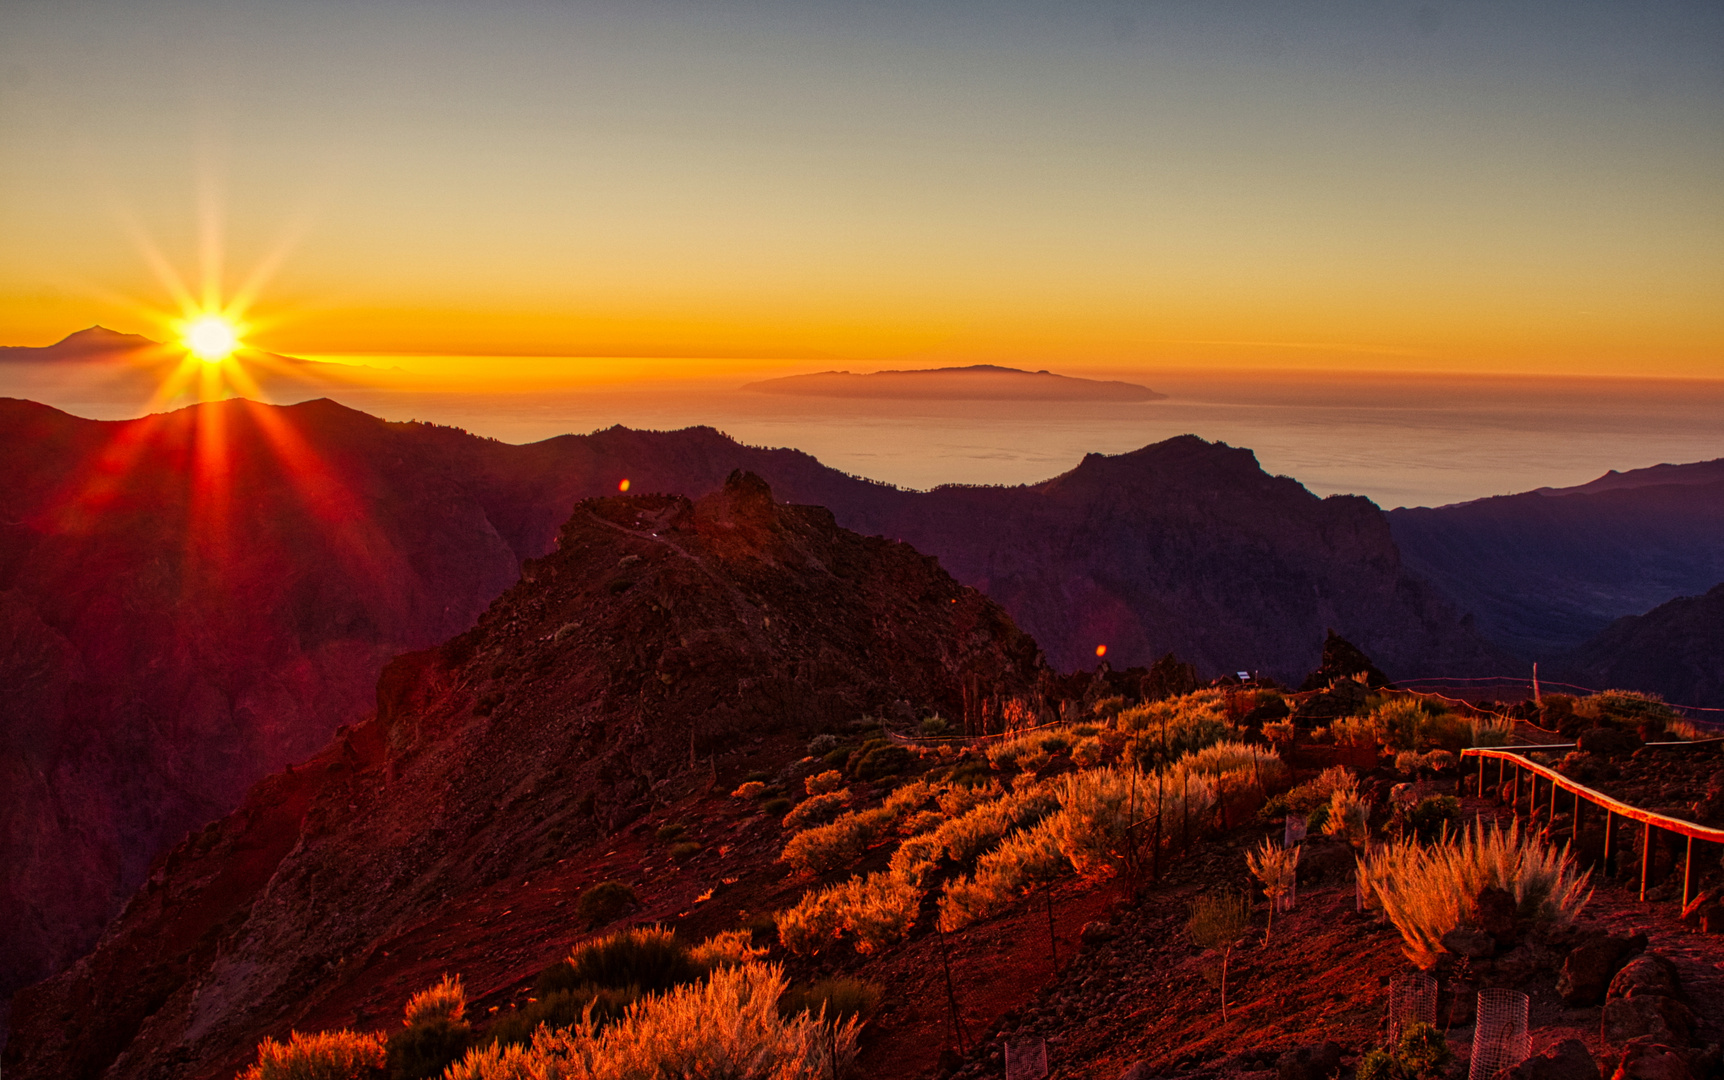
0,397,1504,1017
1388,461,1724,659
1555,582,1724,708
3,473,1044,1079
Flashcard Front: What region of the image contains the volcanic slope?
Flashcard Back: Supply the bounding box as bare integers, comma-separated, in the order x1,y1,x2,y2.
0,397,1504,1010
3,472,1044,1080
1555,582,1724,708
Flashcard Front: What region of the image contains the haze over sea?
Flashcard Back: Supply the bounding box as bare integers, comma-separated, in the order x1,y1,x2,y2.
7,361,1718,510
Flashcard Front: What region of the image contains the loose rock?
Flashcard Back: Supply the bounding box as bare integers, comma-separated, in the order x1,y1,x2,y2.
1499,1038,1601,1080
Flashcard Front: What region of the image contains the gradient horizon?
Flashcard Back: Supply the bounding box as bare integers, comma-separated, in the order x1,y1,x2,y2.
1,0,1720,379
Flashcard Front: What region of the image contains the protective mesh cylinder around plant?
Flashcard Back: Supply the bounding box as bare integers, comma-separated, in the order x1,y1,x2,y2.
1005,1037,1049,1080
1285,814,1307,848
1387,973,1437,1045
1468,988,1530,1080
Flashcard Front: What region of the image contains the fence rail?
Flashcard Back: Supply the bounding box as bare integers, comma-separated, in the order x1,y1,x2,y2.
1460,746,1724,912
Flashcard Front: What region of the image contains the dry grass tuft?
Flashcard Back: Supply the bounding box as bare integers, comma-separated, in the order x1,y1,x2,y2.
1356,820,1591,968
445,961,857,1080
402,973,465,1027
238,1030,385,1080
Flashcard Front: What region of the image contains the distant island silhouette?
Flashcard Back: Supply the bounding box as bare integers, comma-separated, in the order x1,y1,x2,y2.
742,364,1165,401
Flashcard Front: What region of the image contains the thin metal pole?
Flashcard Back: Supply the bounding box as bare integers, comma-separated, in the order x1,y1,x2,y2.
1512,765,1520,809
935,925,968,1053
1640,822,1652,902
1602,810,1613,873
1478,757,1485,798
1683,836,1694,912
1547,779,1557,835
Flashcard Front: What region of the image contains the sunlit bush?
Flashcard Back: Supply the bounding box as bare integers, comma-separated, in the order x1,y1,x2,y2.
803,770,845,796
1468,714,1514,748
446,962,858,1080
778,870,920,955
782,791,849,830
687,929,766,971
239,1030,385,1080
1356,820,1591,967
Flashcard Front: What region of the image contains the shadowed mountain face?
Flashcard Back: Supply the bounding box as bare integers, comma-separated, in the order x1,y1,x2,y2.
4,474,1043,1080
1387,460,1724,660
1555,583,1724,709
0,396,1503,1020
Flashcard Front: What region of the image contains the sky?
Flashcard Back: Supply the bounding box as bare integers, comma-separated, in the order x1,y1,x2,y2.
0,0,1721,379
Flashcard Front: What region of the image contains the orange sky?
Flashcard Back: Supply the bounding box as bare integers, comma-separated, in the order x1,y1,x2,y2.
1,1,1719,380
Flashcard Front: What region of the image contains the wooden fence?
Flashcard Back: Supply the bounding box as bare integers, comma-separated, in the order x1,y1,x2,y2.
1460,746,1724,914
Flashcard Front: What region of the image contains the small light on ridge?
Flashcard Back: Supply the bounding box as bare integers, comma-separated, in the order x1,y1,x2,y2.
618,478,630,492
1095,644,1107,658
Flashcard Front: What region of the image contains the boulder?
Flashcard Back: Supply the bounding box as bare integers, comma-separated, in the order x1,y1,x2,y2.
1603,996,1694,1048
1119,1063,1158,1080
1559,932,1647,1006
1277,1041,1343,1080
1612,1040,1695,1080
1081,920,1118,945
1498,1039,1601,1080
1608,955,1684,1002
1441,926,1498,959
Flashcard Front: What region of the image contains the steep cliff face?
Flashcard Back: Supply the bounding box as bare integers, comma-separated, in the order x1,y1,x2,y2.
3,474,1043,1080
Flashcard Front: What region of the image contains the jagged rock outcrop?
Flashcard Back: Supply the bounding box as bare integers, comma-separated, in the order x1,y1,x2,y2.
3,473,1042,1079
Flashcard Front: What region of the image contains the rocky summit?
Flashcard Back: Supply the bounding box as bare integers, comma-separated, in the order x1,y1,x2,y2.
4,473,1042,1079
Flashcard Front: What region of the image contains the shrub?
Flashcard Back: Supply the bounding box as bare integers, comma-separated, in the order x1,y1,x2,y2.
655,823,687,842
806,733,841,756
447,962,858,1080
1407,795,1461,842
1468,714,1514,748
1371,698,1426,751
239,1030,386,1080
1357,1021,1452,1080
782,791,848,830
403,974,465,1027
686,929,766,970
938,819,1066,931
1417,711,1470,753
667,841,702,861
1322,786,1372,847
804,770,845,796
1245,840,1300,938
730,781,766,800
1262,719,1296,743
1181,740,1287,785
1187,890,1252,1020
566,926,698,993
1119,695,1236,768
760,797,792,816
779,978,883,1023
920,715,950,736
778,871,920,955
1332,714,1377,747
1356,820,1591,968
780,817,867,876
889,785,1058,887
1577,690,1678,734
387,1019,470,1080
856,742,915,780
485,987,638,1047
575,881,638,928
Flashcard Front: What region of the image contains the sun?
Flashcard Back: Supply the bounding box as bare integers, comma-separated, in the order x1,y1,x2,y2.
182,315,241,363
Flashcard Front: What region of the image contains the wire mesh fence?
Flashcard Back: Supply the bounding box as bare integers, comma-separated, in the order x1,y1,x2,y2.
1004,1037,1049,1080
1468,988,1529,1080
1387,973,1437,1045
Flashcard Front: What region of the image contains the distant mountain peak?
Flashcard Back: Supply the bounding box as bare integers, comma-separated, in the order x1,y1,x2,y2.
53,325,158,349
742,365,1164,401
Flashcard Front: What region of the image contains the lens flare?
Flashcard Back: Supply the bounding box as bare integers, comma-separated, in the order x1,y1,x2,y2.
183,315,240,363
